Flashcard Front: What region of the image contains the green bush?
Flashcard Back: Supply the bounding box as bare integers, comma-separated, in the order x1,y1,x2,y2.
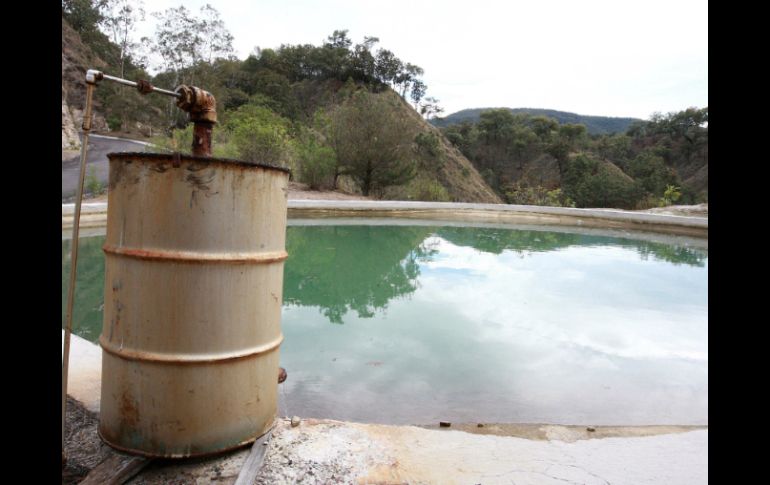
562,154,641,208
85,165,103,196
107,115,122,132
627,150,678,197
505,183,575,207
415,132,441,158
406,177,450,201
147,125,194,154
224,104,295,168
659,184,682,207
298,139,337,189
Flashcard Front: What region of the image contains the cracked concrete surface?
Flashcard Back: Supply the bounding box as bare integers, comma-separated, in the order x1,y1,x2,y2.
257,419,707,485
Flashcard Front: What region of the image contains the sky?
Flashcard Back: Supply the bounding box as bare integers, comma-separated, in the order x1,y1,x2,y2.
134,0,708,120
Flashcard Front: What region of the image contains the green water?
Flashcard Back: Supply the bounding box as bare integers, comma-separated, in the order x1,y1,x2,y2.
62,224,708,425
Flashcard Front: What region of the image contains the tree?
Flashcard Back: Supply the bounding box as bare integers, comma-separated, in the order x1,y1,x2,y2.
562,154,640,208
149,4,233,126
151,4,233,81
223,104,294,167
396,63,424,98
627,150,678,197
152,6,198,75
329,91,416,196
478,109,516,142
319,30,352,79
198,4,235,64
595,134,632,166
374,49,402,87
410,79,426,108
297,133,337,190
529,115,558,141
62,0,110,46
350,36,379,83
325,29,352,49
102,0,145,77
558,123,587,144
419,96,444,120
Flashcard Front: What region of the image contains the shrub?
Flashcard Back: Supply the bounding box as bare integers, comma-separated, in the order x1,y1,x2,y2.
562,154,641,208
85,165,103,196
659,184,682,207
414,132,442,162
505,183,575,207
147,125,194,154
407,177,450,201
298,139,337,189
107,115,122,132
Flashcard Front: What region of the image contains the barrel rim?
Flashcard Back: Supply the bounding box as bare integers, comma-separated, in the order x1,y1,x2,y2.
97,420,275,459
107,151,292,175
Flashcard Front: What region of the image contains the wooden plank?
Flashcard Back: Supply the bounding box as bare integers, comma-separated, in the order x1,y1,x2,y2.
234,430,273,485
79,453,151,485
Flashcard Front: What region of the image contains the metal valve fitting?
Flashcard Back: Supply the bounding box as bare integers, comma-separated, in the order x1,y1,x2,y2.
175,85,218,124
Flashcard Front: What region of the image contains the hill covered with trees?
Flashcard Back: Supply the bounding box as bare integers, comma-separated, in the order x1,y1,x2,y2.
433,108,641,135
440,107,707,208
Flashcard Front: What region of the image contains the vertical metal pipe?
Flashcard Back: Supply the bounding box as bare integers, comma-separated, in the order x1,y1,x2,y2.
192,122,213,157
62,81,95,464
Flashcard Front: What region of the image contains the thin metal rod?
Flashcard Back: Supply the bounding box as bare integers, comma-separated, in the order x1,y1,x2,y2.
101,73,137,88
62,81,95,463
148,86,182,98
102,73,181,98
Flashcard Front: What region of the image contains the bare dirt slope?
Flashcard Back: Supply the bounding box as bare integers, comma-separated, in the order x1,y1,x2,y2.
390,91,502,204
62,17,109,133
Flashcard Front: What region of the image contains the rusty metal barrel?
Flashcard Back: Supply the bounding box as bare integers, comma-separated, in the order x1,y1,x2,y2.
98,152,290,458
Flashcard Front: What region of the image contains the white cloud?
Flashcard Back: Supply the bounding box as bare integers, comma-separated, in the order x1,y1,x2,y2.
418,237,708,363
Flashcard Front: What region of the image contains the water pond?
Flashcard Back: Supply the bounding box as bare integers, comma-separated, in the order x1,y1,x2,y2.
62,222,708,425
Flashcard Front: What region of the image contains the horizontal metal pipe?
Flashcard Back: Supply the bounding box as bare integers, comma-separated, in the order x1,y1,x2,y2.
103,245,288,264
101,74,137,88
99,334,284,364
101,73,181,98
149,85,182,98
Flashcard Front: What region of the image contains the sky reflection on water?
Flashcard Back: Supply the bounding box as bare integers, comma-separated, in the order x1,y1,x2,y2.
63,225,708,425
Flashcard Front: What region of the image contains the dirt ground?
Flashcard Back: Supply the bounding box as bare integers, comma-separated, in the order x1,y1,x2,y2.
284,182,371,201
62,397,113,485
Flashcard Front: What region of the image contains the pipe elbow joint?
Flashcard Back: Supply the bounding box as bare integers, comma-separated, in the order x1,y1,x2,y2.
85,69,103,85
174,85,217,124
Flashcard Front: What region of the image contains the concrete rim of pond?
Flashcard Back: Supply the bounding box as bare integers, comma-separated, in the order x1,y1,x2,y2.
63,200,708,239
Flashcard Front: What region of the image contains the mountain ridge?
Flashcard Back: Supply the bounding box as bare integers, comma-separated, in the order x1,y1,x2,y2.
432,107,641,135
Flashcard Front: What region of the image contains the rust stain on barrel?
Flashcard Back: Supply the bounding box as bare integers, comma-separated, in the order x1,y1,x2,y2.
120,391,140,427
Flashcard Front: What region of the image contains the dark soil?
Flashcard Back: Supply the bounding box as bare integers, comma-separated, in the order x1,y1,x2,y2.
63,397,112,484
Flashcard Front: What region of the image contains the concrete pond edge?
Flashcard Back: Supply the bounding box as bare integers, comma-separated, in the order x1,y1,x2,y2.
63,200,708,239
